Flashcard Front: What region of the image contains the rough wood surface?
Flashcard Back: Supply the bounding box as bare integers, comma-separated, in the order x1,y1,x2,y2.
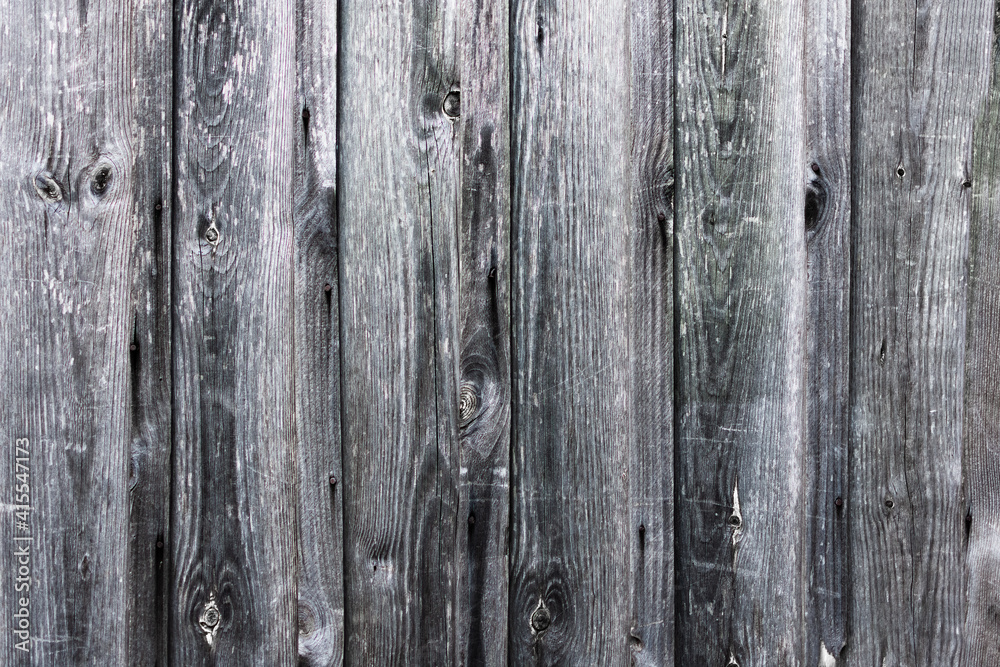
455,0,511,664
961,7,1000,667
628,0,674,664
0,0,169,662
337,0,462,663
847,0,991,664
804,0,850,659
508,0,633,663
169,0,299,662
673,0,808,664
293,0,344,663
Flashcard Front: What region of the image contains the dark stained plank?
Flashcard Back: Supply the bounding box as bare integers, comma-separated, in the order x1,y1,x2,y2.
961,7,1000,666
508,0,633,663
628,0,674,664
337,0,462,663
0,0,169,662
847,0,991,664
127,2,174,664
169,0,299,662
455,0,511,664
293,0,343,663
673,0,808,664
804,0,850,660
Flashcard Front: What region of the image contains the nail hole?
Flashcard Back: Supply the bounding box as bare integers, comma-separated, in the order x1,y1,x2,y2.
835,497,843,508
328,474,337,486
885,498,894,509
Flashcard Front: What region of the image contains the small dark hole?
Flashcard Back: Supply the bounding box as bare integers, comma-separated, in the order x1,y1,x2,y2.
835,497,843,508
468,513,475,527
728,514,741,527
896,166,905,178
885,499,894,509
811,162,821,175
963,179,973,189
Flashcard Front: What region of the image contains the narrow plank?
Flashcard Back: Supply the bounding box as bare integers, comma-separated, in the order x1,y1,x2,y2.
960,8,1000,666
508,0,633,663
455,0,511,663
847,0,991,664
338,0,462,663
673,0,808,663
169,0,299,661
0,0,168,662
628,0,674,664
804,0,850,660
126,0,174,663
293,0,343,662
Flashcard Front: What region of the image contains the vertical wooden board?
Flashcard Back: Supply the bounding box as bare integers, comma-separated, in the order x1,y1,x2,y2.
964,13,1000,661
847,0,990,664
293,0,343,663
169,0,298,662
455,0,511,664
508,1,632,663
628,0,674,664
673,0,807,664
338,0,462,664
0,0,168,662
804,0,850,659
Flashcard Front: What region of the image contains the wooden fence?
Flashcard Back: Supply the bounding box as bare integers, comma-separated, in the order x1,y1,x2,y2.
1,0,999,663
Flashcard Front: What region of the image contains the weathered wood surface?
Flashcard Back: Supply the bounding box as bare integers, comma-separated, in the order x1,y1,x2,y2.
963,7,1000,666
847,0,991,664
293,0,343,663
456,0,511,663
9,0,1000,663
169,0,298,662
0,0,170,663
628,0,674,664
337,0,461,663
508,0,635,663
674,0,807,664
804,0,850,659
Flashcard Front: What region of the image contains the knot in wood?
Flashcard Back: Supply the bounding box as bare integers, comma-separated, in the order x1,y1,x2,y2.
205,223,220,245
198,593,222,647
530,600,551,633
458,384,478,425
442,90,461,119
91,165,112,196
33,173,62,202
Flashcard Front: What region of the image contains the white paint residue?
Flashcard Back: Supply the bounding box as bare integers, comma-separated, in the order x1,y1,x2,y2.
819,642,837,667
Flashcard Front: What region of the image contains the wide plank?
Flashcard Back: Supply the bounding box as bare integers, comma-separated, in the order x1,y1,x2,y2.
0,0,169,662
169,0,299,661
508,0,633,663
847,0,990,663
338,0,462,662
673,0,808,663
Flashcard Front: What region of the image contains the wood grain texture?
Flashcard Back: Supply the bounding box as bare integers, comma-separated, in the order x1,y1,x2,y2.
0,0,169,662
293,0,343,663
847,0,991,664
673,0,808,664
961,7,1000,666
804,0,850,659
338,0,462,663
455,0,511,664
628,0,674,664
508,0,633,663
169,0,298,661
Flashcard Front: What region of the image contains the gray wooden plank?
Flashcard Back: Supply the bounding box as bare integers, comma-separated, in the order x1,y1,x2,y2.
126,0,174,663
804,0,850,660
293,0,344,663
508,1,633,663
0,0,169,662
338,0,462,663
673,0,808,664
964,19,1000,659
455,0,511,664
628,0,674,664
169,0,299,662
846,0,991,664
